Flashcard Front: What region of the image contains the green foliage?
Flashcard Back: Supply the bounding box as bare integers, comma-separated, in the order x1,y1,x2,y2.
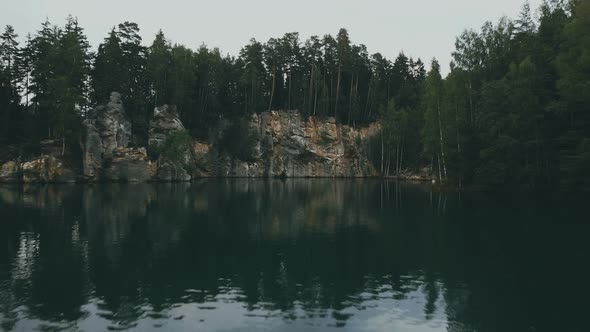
0,25,23,144
217,119,259,162
147,30,173,107
92,22,150,143
22,17,91,149
164,129,192,165
150,129,192,165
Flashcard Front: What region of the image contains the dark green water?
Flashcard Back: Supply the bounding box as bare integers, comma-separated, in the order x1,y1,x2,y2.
0,180,588,332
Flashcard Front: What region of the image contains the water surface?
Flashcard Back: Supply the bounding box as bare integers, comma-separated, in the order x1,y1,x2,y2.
0,180,588,331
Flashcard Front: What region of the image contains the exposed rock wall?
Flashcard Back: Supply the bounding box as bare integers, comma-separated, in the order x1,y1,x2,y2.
82,92,150,182
149,105,185,148
1,99,380,183
0,161,20,183
149,105,193,181
194,110,380,178
21,155,76,183
0,155,76,184
102,147,151,182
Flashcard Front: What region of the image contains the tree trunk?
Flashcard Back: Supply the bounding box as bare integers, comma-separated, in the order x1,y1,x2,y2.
381,131,385,176
437,154,442,182
386,154,391,177
365,80,372,122
268,66,276,112
455,102,461,154
252,75,258,113
335,61,342,119
288,71,292,110
437,99,448,181
535,123,541,182
399,139,404,177
313,75,318,116
309,65,314,113
468,78,474,125
61,123,66,156
348,73,354,125
395,141,399,179
25,73,30,107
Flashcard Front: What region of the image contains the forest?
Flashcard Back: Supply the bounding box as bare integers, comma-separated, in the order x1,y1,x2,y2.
0,0,588,188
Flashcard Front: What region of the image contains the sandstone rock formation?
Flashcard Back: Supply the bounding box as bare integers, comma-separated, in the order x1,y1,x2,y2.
0,161,20,183
21,155,76,183
149,105,185,148
195,110,380,178
83,92,150,182
0,155,76,184
1,99,380,183
102,147,151,182
148,105,193,181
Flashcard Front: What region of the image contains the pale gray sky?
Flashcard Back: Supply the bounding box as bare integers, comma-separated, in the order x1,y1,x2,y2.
1,0,543,74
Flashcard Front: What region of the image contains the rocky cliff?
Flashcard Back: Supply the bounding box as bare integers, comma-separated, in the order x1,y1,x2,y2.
195,111,380,178
149,105,194,181
0,94,380,183
83,92,151,182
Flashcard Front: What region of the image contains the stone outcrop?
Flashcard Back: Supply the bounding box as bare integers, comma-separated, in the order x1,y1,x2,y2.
155,161,191,182
149,105,193,181
195,110,380,178
0,161,20,183
0,155,76,184
1,100,380,183
149,105,185,148
102,147,151,182
21,155,76,183
83,92,150,182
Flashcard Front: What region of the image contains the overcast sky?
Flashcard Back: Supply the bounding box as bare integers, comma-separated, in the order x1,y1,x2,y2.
2,0,543,74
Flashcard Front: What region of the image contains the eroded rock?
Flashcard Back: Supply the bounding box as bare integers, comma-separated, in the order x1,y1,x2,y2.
83,92,149,182
21,155,76,183
0,161,20,183
148,105,193,181
149,105,184,148
195,110,380,178
103,147,151,182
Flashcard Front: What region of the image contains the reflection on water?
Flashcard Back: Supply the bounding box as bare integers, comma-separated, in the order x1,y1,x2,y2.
0,180,588,331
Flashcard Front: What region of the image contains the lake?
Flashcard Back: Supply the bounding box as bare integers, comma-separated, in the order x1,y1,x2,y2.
0,180,588,332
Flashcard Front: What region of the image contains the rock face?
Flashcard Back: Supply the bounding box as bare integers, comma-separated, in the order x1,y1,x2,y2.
1,155,76,184
103,147,151,182
149,105,185,148
195,110,379,178
2,101,379,184
0,161,20,183
21,155,76,183
149,105,193,181
156,161,191,182
83,92,150,182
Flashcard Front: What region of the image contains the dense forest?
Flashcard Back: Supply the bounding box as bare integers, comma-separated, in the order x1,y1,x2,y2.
0,0,588,188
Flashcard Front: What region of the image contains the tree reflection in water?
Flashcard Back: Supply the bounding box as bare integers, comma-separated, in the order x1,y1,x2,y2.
0,180,588,331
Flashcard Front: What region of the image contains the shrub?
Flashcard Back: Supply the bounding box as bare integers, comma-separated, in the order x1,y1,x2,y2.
150,129,192,165
217,119,259,162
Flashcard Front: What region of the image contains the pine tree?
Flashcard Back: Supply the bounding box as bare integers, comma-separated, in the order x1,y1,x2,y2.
92,28,124,104
423,59,447,182
0,25,22,143
91,22,150,142
147,30,172,107
334,28,351,120
239,39,265,114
